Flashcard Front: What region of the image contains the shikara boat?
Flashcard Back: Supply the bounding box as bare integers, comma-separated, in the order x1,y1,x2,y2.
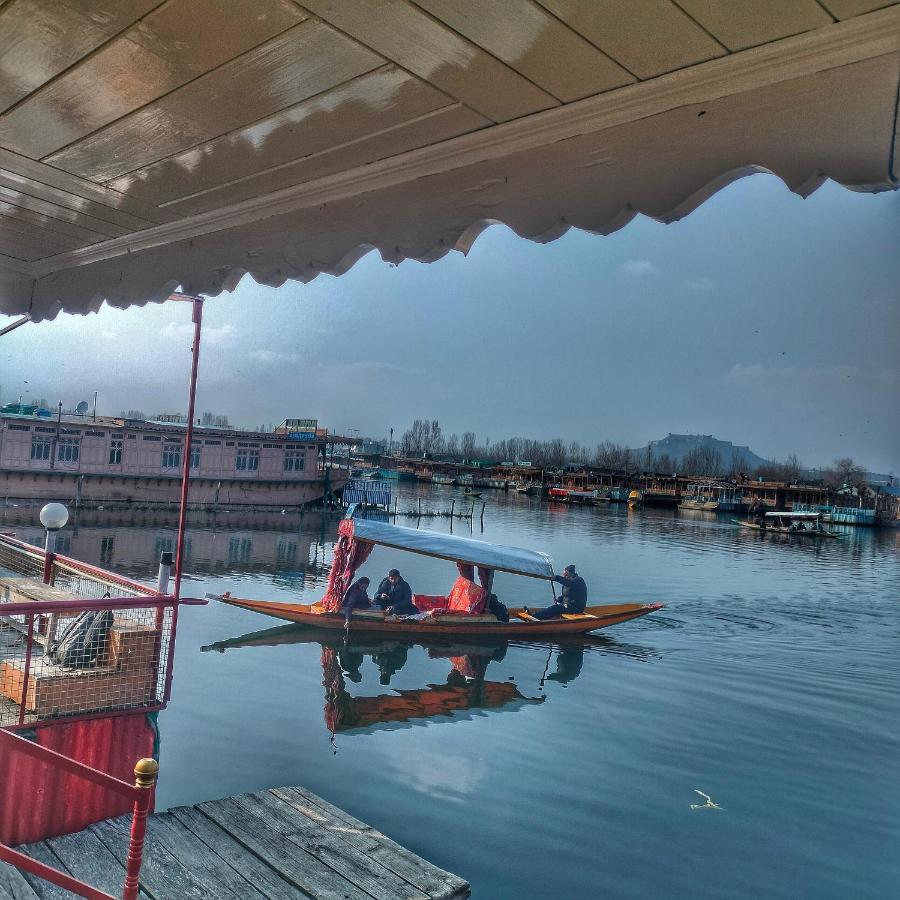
217,517,663,637
733,510,842,538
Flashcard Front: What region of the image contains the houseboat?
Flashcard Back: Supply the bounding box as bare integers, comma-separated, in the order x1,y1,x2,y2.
0,412,347,510
679,482,744,512
432,474,457,486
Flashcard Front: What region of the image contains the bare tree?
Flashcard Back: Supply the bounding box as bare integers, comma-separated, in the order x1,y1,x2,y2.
593,441,631,470
682,446,722,476
823,457,867,493
461,431,477,460
446,433,460,461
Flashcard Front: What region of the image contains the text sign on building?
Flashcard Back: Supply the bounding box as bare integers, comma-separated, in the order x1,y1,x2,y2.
285,418,317,429
288,432,316,441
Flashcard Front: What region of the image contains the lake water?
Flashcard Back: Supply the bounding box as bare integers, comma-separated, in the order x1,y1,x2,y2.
6,484,898,898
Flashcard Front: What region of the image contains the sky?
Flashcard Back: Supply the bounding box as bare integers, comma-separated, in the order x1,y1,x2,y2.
1,174,898,473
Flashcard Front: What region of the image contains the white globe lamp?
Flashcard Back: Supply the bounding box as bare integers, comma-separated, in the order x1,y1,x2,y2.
40,502,69,531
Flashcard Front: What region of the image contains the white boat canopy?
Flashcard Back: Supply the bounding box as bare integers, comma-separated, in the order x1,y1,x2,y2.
0,1,896,320
764,510,823,519
350,519,555,580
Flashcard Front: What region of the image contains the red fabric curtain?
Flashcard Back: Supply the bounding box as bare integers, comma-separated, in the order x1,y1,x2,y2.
320,520,376,612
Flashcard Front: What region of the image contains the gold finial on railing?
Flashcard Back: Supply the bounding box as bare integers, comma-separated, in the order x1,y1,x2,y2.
133,758,159,788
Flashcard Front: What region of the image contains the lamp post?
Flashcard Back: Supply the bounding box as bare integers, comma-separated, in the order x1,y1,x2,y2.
39,502,68,656
39,502,68,584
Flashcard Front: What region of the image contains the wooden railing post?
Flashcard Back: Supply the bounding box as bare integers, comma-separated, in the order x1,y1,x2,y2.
122,758,158,900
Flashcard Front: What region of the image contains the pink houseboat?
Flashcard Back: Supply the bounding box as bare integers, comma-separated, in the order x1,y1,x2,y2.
0,412,347,510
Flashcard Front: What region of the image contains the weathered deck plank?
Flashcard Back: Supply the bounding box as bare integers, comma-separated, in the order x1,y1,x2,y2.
275,787,470,900
0,861,40,900
167,806,301,900
18,832,151,900
232,791,429,900
198,795,363,900
4,785,470,900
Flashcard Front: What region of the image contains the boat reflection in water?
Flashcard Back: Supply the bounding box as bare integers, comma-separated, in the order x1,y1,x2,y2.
201,626,658,740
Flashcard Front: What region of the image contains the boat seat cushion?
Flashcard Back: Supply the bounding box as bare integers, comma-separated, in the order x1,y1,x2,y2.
414,577,487,615
413,594,447,612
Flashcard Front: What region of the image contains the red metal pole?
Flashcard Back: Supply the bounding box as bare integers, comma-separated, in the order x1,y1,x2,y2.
165,295,203,703
174,296,203,601
122,758,158,900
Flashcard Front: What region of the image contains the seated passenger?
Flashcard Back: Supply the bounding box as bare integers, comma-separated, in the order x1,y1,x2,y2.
525,565,587,620
376,568,418,616
341,577,371,623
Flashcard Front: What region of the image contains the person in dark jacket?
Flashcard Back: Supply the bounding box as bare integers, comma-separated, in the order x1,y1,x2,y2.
375,569,418,616
341,576,371,623
527,565,588,620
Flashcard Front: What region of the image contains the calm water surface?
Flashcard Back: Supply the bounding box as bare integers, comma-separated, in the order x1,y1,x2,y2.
11,486,898,898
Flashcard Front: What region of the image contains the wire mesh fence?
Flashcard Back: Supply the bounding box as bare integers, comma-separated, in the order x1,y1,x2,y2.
0,536,173,728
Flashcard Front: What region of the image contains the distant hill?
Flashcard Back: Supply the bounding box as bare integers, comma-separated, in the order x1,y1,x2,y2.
630,434,769,472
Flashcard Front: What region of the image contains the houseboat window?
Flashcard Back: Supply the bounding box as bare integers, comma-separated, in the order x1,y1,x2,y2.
228,537,252,564
57,438,79,462
109,439,123,464
143,435,161,441
284,451,305,471
7,424,31,431
276,539,297,564
236,449,259,471
154,535,190,561
204,440,221,445
190,448,200,469
161,446,182,469
30,437,51,460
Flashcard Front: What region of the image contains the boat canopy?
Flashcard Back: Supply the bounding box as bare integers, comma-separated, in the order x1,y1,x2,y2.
764,511,822,519
0,4,896,319
349,519,555,580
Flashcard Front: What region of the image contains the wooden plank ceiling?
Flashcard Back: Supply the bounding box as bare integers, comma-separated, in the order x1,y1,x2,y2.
0,0,897,317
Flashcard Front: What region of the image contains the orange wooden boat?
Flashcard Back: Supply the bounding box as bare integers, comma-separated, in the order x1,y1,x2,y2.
216,517,663,637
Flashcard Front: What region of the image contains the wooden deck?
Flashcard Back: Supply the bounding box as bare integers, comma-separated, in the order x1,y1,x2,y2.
0,785,470,899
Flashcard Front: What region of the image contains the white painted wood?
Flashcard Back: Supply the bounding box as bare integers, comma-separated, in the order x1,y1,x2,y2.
0,0,160,114
677,0,833,51
820,0,899,17
301,0,558,122
0,0,305,159
45,20,386,181
107,66,467,204
412,0,634,101
536,0,726,78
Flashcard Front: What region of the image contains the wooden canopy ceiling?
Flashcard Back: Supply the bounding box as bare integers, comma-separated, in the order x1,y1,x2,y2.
0,0,897,319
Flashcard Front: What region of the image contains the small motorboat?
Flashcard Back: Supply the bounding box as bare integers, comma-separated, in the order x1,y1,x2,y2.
216,516,663,637
733,510,842,538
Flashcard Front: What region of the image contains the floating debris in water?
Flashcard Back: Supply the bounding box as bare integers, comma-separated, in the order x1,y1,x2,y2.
690,790,722,810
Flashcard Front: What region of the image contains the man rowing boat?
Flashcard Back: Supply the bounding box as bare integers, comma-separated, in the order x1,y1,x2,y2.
527,565,587,620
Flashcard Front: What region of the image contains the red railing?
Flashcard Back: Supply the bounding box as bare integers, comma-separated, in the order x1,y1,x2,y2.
0,728,156,899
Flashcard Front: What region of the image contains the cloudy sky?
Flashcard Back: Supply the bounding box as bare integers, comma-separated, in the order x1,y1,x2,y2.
2,174,898,473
